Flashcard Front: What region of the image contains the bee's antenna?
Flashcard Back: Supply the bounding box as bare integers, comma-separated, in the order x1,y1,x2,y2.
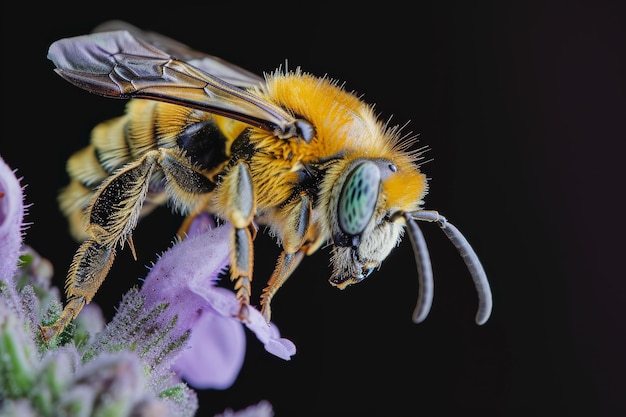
403,214,434,323
404,210,493,325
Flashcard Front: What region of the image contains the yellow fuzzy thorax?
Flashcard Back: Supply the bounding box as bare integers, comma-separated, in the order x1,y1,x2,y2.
253,71,428,212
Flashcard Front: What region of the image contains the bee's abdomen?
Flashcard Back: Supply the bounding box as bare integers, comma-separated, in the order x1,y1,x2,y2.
59,100,235,241
60,114,138,241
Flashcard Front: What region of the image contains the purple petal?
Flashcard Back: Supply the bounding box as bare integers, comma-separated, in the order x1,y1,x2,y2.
140,222,233,338
241,305,297,361
139,217,296,389
141,222,245,388
185,212,216,238
171,305,245,389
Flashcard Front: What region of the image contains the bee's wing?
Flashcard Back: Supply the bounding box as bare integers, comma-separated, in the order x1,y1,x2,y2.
48,29,301,137
91,20,264,89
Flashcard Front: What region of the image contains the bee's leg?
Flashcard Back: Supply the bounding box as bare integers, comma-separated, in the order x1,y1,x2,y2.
41,241,115,340
260,250,305,323
260,195,321,322
214,161,256,319
231,226,254,319
41,152,161,341
158,148,217,214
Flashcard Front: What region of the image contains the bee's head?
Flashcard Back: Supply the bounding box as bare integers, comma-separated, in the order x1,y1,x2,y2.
325,158,422,288
323,157,492,326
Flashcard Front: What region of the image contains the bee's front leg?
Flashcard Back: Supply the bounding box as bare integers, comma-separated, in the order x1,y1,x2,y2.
260,195,325,323
260,251,304,323
215,161,256,319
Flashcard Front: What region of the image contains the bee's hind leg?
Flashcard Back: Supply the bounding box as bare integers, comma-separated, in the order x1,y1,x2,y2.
40,240,115,340
40,152,164,341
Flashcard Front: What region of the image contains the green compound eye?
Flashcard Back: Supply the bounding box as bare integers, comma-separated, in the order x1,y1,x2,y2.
338,161,381,236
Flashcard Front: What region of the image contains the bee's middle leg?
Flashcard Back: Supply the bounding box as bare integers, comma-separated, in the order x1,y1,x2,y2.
162,152,256,318
215,161,256,319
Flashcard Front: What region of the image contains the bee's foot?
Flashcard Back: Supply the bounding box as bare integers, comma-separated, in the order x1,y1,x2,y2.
236,302,251,323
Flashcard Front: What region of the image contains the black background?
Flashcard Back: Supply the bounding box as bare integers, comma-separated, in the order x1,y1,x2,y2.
2,2,625,416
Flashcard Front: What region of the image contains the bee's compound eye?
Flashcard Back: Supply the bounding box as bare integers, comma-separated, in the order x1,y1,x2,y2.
338,161,381,236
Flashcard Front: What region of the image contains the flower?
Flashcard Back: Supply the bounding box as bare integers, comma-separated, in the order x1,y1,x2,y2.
1,156,198,416
141,213,296,389
0,155,27,283
0,155,283,416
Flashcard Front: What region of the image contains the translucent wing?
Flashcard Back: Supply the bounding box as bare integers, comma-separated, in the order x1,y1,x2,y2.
92,20,264,89
48,29,307,138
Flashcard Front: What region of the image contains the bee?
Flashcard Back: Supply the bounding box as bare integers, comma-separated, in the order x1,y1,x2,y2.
41,21,492,340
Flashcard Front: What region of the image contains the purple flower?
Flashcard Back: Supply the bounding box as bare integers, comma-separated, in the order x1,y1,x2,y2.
140,214,296,389
0,156,26,283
